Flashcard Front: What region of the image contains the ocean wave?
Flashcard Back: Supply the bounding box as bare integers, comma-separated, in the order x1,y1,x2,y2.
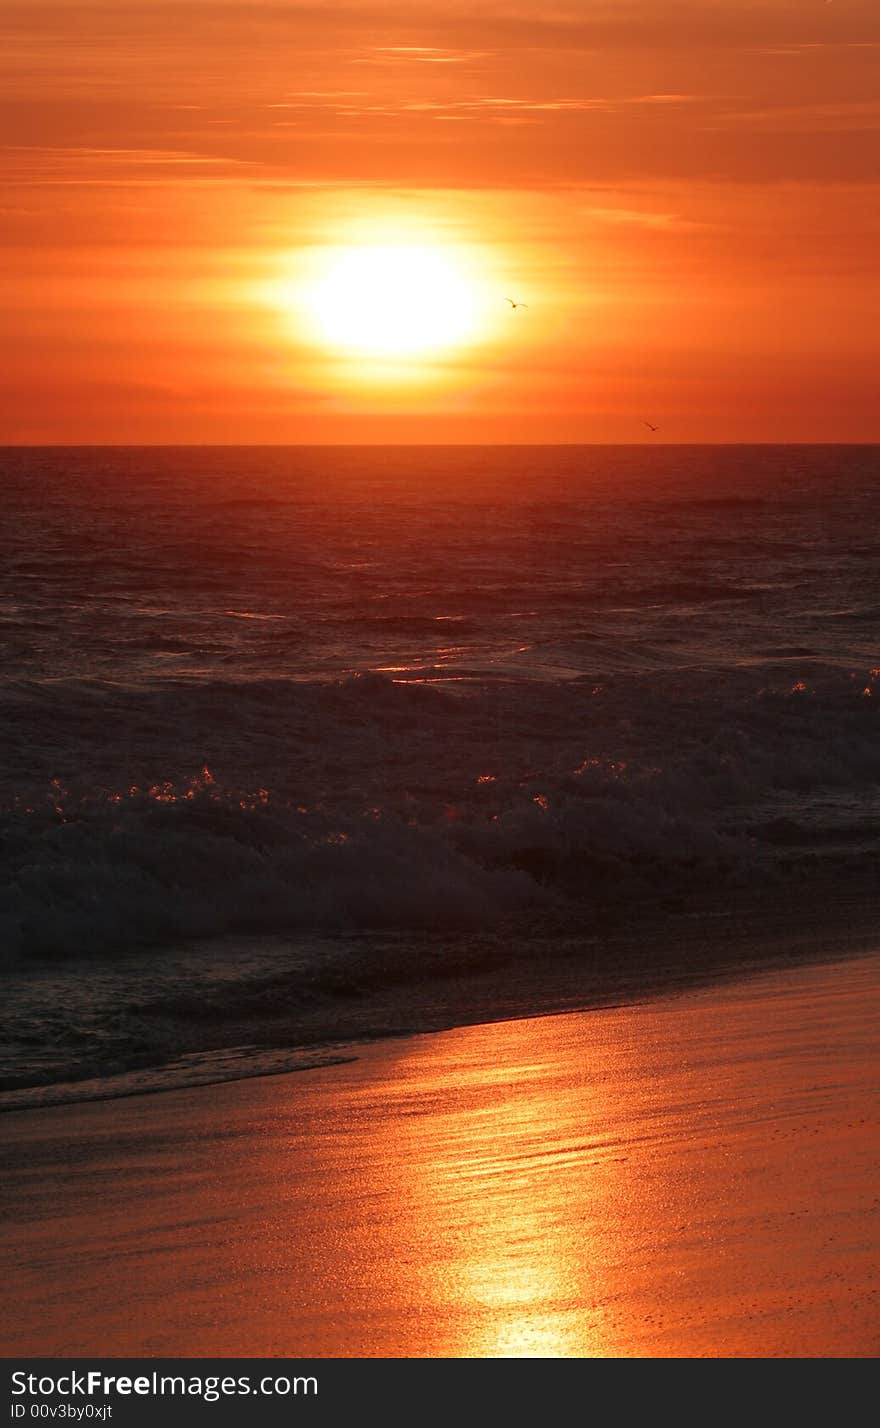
3,444,880,1100
1,665,876,960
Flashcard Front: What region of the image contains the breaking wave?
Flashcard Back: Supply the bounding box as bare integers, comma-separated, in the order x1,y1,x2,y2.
1,665,876,961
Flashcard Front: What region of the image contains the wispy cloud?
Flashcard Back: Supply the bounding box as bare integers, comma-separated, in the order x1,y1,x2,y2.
258,91,615,124
583,205,705,231
753,41,880,56
355,46,490,66
627,93,705,105
0,144,255,185
713,99,880,132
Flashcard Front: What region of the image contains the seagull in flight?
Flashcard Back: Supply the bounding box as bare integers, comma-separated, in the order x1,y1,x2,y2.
505,297,528,310
644,420,659,432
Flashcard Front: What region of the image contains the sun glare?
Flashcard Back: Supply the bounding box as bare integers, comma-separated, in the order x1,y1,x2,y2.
302,245,482,359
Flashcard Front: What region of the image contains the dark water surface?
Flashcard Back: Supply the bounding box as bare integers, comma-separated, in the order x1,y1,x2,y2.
2,446,877,1099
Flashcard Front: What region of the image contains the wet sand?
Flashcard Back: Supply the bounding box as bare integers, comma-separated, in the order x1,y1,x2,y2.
2,953,878,1358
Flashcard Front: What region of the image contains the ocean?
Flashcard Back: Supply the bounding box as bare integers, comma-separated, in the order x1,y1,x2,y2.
2,445,878,1106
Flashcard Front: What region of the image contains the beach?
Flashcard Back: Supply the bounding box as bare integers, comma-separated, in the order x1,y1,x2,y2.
3,952,877,1359
5,0,880,1376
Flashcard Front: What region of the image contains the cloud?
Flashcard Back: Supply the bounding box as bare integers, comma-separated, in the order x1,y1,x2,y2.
627,94,705,104
753,41,880,56
583,205,702,231
355,46,490,66
4,2,880,191
0,143,255,186
712,99,880,132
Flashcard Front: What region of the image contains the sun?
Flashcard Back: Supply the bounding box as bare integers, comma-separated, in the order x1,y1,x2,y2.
303,245,482,359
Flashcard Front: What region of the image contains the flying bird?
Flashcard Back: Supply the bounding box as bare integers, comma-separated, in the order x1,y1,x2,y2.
505,297,528,309
644,420,659,432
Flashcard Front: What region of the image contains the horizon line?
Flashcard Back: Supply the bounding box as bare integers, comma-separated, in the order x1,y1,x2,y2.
2,441,878,450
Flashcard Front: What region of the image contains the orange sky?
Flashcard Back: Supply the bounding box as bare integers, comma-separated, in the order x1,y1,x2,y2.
2,0,879,442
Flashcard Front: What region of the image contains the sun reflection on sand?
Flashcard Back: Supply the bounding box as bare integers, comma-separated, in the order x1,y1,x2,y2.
3,958,879,1357
378,1030,615,1357
458,1244,592,1358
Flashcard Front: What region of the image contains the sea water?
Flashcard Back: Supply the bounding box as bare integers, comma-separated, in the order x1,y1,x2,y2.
2,445,877,1100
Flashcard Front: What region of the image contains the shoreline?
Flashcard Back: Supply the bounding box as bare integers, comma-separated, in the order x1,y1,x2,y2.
3,949,877,1358
3,871,878,1114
